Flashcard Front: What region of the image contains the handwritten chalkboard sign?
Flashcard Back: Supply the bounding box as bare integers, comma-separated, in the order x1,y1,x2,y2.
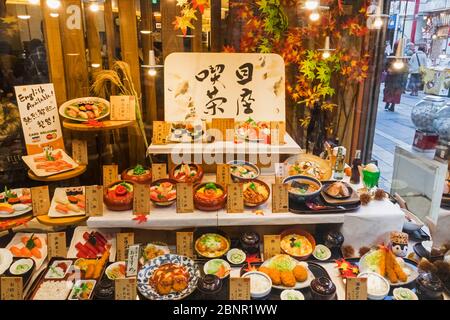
14,83,64,155
164,53,285,122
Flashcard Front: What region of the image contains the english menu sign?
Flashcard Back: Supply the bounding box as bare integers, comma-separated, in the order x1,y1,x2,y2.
14,83,64,155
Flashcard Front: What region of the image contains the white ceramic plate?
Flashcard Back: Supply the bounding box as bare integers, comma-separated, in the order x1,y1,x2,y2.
22,149,79,177
59,97,110,122
261,255,314,290
0,248,13,275
48,187,86,218
6,233,47,269
67,226,117,262
105,261,126,280
0,188,32,218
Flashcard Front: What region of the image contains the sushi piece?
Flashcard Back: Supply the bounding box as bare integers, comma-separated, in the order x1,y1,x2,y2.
55,204,69,214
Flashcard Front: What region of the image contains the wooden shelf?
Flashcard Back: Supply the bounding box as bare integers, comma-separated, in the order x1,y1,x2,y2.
36,214,88,227
27,165,87,182
0,214,33,232
146,133,302,155
63,120,135,132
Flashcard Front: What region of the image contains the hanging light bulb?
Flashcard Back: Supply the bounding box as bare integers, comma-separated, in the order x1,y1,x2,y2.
318,36,335,59
17,15,31,20
304,0,319,10
46,0,61,9
91,63,101,68
148,68,157,77
309,11,320,22
28,0,40,4
50,12,59,17
393,59,405,70
432,34,438,40
389,38,407,70
141,49,163,76
373,17,384,29
367,3,388,30
89,2,99,12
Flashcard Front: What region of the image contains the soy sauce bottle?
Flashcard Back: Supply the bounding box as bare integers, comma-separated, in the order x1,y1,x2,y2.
350,150,362,184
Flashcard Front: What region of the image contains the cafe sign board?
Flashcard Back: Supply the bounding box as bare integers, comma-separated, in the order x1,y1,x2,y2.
14,83,64,155
164,53,285,122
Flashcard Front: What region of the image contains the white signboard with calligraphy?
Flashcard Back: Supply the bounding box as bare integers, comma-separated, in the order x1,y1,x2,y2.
164,53,285,121
14,83,64,155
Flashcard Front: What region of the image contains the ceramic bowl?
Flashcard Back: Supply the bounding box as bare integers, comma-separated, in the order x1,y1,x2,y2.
283,175,322,202
149,179,177,207
170,163,204,184
227,160,260,182
103,180,134,211
193,183,227,211
358,272,390,300
242,179,270,207
242,271,272,299
280,228,316,260
121,166,152,184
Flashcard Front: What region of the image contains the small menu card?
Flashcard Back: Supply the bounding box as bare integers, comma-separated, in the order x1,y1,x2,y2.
71,139,88,165
271,183,289,213
47,232,67,259
151,163,168,181
216,164,231,187
110,96,136,121
125,244,140,278
346,277,368,300
263,235,281,260
229,278,250,300
102,164,118,187
152,121,171,145
115,278,136,300
31,186,50,216
133,184,150,215
176,232,194,258
211,118,234,141
116,233,135,261
0,277,23,300
85,185,103,216
226,183,244,213
270,121,285,145
176,183,194,213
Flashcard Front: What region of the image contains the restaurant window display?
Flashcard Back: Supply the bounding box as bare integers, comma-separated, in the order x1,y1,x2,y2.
0,0,448,305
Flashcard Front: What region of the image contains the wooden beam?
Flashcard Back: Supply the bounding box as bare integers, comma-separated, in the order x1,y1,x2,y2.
192,10,202,52
210,0,222,52
117,0,141,96
85,9,103,70
59,0,89,98
140,0,158,122
161,0,183,60
104,0,116,68
40,0,67,105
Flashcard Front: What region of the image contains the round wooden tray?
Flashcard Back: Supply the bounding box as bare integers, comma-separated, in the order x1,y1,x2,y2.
36,214,88,227
63,120,134,131
0,214,33,231
27,165,87,182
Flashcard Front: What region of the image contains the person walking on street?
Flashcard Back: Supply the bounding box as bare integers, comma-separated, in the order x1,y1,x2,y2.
383,43,409,112
408,45,427,96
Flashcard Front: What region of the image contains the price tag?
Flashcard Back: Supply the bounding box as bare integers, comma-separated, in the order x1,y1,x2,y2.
271,184,289,213
0,277,23,300
125,244,140,278
103,164,118,187
176,232,194,258
226,183,244,213
31,186,50,216
116,233,134,261
151,163,168,181
47,232,67,259
263,235,281,260
346,277,368,300
274,163,286,184
133,184,150,216
176,183,194,213
270,121,286,145
216,164,231,187
229,277,250,300
152,121,171,145
115,278,136,300
211,118,234,141
110,95,136,121
71,139,88,165
85,185,103,216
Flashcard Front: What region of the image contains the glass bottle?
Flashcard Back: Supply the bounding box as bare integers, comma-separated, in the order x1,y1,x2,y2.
333,147,345,180
350,150,362,184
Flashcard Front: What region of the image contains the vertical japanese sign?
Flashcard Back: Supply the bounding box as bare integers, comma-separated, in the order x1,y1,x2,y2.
164,53,285,122
15,83,64,155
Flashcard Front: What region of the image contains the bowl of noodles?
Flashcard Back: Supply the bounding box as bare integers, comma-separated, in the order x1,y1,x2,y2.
280,228,316,260
243,179,270,207
283,175,322,202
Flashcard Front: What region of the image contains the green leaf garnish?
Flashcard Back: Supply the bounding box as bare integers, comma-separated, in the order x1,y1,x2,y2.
132,164,146,176
205,183,217,191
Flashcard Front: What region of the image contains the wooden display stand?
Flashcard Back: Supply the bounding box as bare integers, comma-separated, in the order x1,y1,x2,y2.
27,165,87,182
36,214,88,227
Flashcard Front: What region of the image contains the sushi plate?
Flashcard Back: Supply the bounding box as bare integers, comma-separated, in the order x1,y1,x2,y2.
67,226,118,262
0,188,32,218
0,248,13,275
22,149,79,177
48,187,86,218
59,97,110,122
6,233,47,269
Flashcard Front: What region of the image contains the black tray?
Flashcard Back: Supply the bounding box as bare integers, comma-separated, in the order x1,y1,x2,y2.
413,243,444,262
345,257,444,300
289,197,360,214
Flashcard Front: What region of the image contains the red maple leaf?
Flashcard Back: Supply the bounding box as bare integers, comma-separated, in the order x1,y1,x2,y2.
132,214,148,224
85,119,105,127
192,0,209,14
